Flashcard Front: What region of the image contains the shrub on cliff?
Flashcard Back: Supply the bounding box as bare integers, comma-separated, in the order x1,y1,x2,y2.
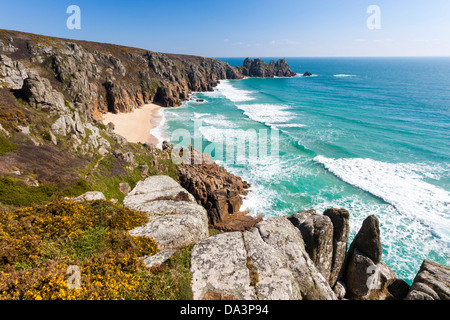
0,199,165,299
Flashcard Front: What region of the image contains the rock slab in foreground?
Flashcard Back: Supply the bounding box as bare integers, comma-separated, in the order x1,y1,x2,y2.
405,260,450,300
124,175,209,250
190,216,336,300
191,232,256,300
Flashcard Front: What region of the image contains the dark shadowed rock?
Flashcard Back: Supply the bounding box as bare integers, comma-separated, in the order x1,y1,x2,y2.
303,71,312,77
388,279,410,300
348,214,382,264
344,248,397,300
405,260,450,300
343,215,398,300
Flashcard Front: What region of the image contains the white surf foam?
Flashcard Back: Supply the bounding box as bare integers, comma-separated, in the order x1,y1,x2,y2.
333,74,356,77
314,156,450,242
236,104,296,127
216,80,256,102
200,114,237,128
272,123,306,129
150,108,168,149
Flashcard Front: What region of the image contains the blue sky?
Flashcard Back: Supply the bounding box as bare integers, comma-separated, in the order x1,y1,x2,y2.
0,0,449,57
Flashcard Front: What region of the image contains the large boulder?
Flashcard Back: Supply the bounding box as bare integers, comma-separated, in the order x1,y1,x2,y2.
405,260,450,300
125,175,209,250
323,208,350,286
343,215,397,300
347,215,382,264
243,229,302,300
253,217,336,300
190,216,336,300
288,209,334,285
190,232,257,300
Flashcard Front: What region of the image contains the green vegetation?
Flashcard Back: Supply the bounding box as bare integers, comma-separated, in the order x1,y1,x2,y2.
0,178,59,207
60,179,93,198
0,135,18,155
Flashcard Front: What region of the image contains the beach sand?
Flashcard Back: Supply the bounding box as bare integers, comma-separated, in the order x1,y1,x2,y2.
102,104,164,146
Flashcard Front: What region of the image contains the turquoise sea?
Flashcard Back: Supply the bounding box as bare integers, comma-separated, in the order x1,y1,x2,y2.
162,57,450,284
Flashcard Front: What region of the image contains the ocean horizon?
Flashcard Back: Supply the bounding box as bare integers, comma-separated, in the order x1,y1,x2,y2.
162,56,450,284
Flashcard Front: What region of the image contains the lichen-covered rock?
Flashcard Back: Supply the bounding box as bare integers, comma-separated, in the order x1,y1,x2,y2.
405,260,450,300
21,73,67,113
243,229,302,300
323,208,350,286
74,191,106,201
0,54,28,89
288,209,334,285
253,217,336,300
141,249,176,269
190,232,257,300
125,176,209,250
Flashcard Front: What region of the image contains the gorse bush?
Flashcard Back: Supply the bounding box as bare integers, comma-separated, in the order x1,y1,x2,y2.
0,199,165,299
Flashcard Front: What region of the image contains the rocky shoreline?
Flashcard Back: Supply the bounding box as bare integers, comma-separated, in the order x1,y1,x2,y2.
96,175,449,300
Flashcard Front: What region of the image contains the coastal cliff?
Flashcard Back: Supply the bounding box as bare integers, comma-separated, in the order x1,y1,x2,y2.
0,29,295,213
0,30,448,301
0,29,295,117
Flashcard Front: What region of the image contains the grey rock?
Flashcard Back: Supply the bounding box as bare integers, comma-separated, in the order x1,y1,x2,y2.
141,249,176,268
75,191,106,202
190,232,257,300
51,115,68,136
125,176,208,250
119,182,131,195
21,73,67,113
323,208,350,285
288,210,334,285
347,214,383,265
0,54,28,89
98,145,109,155
0,123,9,136
243,229,302,300
405,260,450,300
253,217,336,300
343,215,396,300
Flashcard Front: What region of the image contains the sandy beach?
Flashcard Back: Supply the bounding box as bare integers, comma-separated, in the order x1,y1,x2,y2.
102,104,165,146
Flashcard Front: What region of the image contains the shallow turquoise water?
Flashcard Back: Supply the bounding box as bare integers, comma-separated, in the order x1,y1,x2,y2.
163,57,450,284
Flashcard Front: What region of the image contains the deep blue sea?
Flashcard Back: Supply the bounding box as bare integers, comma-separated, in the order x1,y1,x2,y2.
162,57,450,284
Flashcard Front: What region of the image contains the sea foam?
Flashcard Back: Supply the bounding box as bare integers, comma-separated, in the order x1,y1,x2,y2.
216,80,256,102
314,156,450,242
236,104,296,127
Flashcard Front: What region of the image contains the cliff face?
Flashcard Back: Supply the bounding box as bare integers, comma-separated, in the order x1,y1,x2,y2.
0,30,295,119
